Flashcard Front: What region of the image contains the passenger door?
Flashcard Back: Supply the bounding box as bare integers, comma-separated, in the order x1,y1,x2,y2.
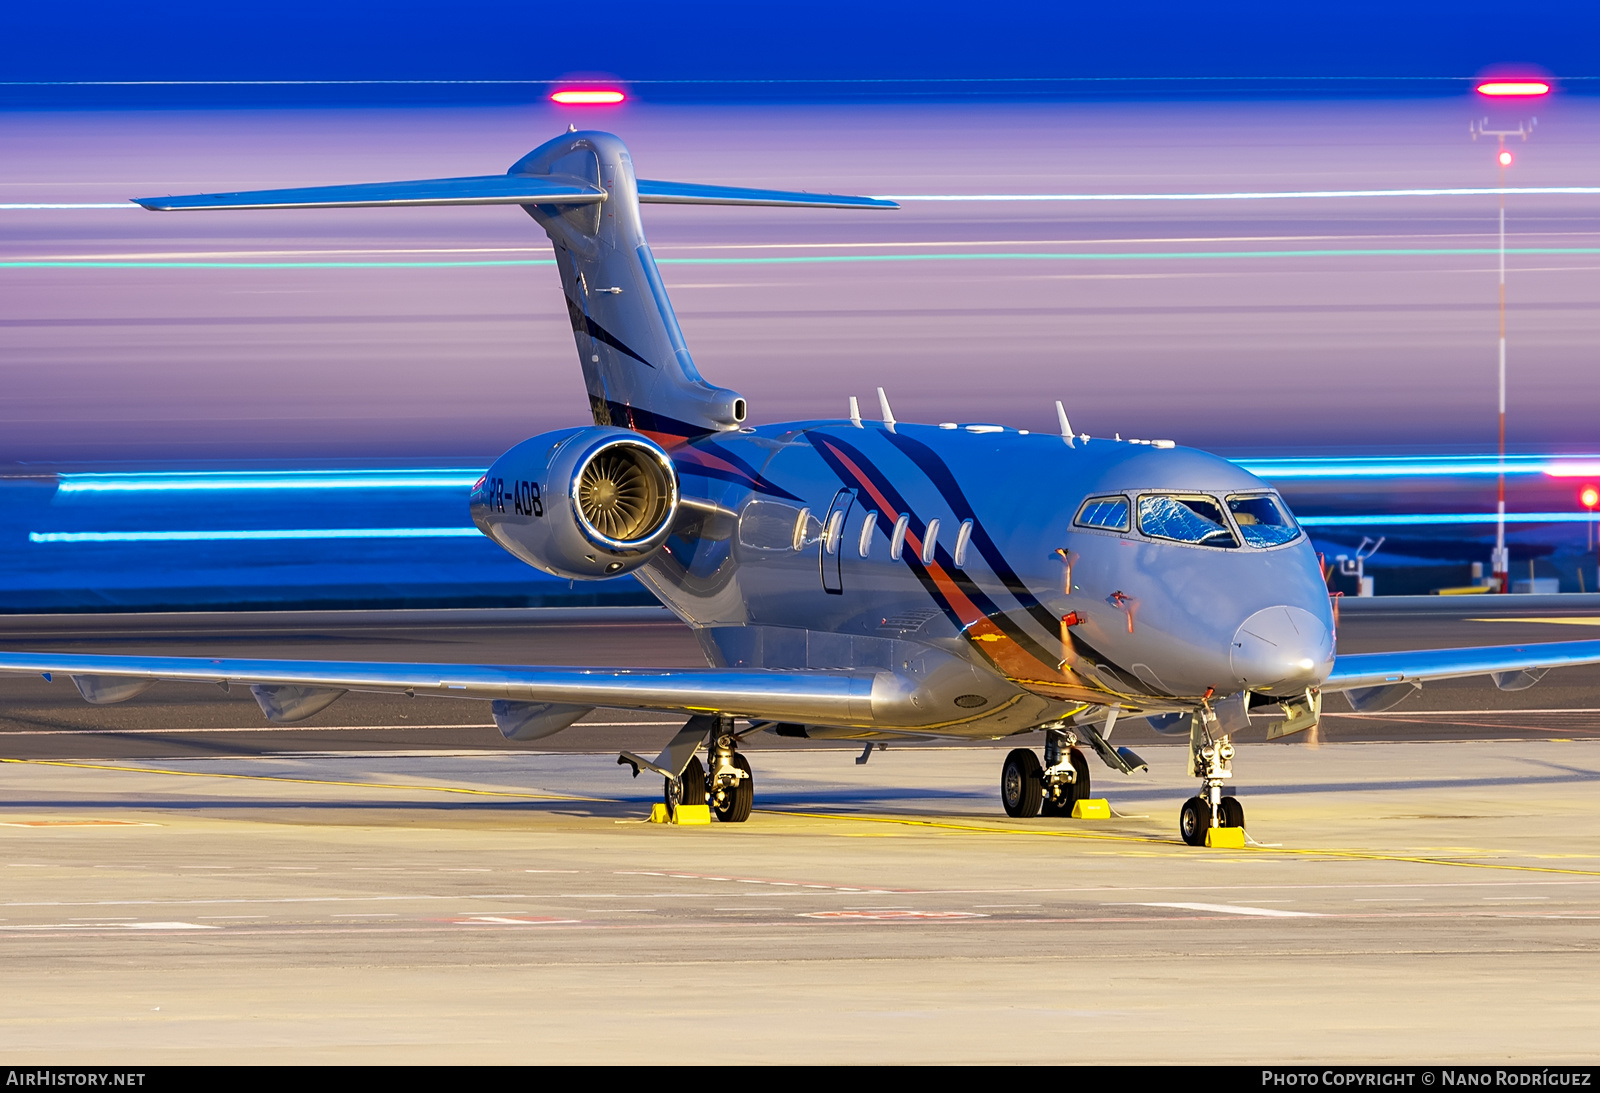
819,488,856,594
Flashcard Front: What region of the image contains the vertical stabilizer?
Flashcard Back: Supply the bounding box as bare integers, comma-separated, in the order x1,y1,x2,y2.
511,132,744,445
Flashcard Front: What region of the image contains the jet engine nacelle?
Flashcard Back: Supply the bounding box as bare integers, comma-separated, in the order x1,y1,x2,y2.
471,426,679,580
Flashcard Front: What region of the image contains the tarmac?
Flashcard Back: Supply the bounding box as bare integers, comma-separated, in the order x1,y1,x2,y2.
0,601,1598,1063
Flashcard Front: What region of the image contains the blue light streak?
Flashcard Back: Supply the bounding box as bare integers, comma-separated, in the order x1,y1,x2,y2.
1236,455,1600,479
56,470,482,493
30,528,481,543
1298,513,1595,528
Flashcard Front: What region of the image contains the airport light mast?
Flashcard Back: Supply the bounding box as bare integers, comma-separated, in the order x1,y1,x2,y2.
1472,78,1546,592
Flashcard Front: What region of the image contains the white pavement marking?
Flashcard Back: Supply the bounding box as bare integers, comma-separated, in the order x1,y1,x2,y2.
1135,902,1323,918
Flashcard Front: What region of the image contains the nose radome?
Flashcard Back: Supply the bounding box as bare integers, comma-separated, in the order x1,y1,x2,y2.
1230,605,1334,691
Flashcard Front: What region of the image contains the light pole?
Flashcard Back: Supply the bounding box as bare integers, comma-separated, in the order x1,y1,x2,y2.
1472,111,1536,591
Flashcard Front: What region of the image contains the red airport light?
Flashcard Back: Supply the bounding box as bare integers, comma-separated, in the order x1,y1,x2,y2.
1476,81,1551,97
550,89,626,105
1498,150,1514,167
1582,486,1599,509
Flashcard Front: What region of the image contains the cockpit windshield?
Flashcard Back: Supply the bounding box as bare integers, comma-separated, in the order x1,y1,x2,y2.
1227,493,1301,548
1138,494,1238,548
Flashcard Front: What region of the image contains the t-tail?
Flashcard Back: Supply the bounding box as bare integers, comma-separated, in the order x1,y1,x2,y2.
135,130,896,444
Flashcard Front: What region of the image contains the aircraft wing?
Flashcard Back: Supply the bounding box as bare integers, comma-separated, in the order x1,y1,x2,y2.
0,651,878,723
1325,638,1600,692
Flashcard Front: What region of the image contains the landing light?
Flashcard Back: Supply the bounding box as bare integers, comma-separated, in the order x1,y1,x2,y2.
550,89,626,105
1475,81,1551,97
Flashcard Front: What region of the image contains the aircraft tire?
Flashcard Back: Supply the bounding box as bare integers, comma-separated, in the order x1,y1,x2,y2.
1001,749,1043,818
1068,748,1091,805
667,756,707,808
1179,796,1211,846
713,753,754,823
1219,795,1245,830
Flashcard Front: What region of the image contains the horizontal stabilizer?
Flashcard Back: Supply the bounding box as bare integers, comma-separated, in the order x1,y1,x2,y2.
637,179,897,209
133,174,606,211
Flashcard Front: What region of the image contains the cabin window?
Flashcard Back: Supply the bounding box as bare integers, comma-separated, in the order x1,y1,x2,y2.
1227,493,1301,548
1074,496,1130,532
858,511,878,557
954,519,974,566
824,509,846,555
921,517,940,564
889,514,910,559
1138,494,1239,548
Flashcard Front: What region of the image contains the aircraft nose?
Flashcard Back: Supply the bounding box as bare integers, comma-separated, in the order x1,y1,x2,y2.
1230,605,1334,692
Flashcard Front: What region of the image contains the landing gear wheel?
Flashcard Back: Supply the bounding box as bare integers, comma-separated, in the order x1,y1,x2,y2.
712,753,753,823
666,756,706,809
1001,748,1043,818
1068,748,1091,805
1218,795,1245,830
1179,795,1212,847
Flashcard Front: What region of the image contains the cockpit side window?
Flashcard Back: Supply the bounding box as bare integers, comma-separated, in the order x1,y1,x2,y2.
1227,493,1301,548
1138,494,1239,548
1074,496,1130,532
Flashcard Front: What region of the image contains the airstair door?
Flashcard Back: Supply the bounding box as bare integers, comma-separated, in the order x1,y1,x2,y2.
819,488,856,594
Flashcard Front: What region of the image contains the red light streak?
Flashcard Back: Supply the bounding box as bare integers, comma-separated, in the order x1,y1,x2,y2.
1475,81,1550,97
550,89,626,105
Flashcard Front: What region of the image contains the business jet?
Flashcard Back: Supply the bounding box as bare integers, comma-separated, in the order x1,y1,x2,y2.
5,129,1596,845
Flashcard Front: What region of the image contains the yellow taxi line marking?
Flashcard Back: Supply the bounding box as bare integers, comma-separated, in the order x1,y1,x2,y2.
1469,617,1600,626
761,809,1600,876
0,757,616,804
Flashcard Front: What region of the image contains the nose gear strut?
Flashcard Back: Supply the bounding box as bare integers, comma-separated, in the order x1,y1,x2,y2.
1180,703,1246,846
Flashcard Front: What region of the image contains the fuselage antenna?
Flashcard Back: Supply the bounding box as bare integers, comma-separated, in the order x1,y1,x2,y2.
1055,400,1075,448
877,387,897,432
848,396,863,428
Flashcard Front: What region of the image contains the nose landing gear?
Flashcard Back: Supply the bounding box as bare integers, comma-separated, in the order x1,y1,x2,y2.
1180,707,1246,846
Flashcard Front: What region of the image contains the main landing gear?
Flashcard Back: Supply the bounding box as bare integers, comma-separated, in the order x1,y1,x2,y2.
625,713,754,823
1001,727,1090,818
1180,706,1245,847
705,726,754,823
